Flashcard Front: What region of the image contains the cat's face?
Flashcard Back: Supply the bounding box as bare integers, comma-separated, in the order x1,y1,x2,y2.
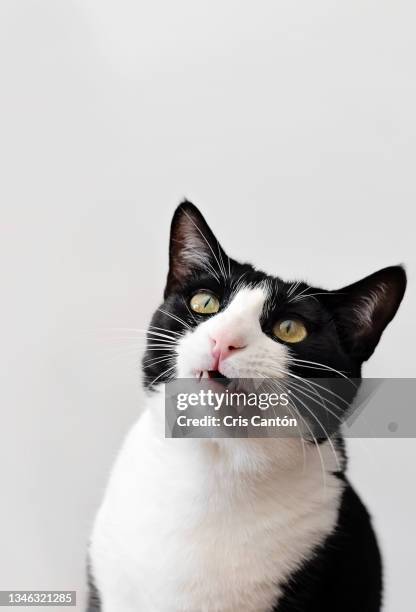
143,202,406,390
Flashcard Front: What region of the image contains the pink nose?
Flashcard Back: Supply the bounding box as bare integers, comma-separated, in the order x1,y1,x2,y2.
211,332,247,366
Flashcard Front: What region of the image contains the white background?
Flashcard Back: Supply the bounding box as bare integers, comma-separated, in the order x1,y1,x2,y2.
1,1,415,610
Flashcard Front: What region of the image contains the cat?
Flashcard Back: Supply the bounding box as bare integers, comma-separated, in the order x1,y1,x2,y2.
87,201,406,612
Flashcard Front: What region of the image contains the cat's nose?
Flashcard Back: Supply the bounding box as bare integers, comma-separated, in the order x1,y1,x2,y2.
211,332,247,365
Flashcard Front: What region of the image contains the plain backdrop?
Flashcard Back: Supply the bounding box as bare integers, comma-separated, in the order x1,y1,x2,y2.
1,1,415,610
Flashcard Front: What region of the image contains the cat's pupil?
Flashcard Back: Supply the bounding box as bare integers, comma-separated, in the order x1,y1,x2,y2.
204,296,212,308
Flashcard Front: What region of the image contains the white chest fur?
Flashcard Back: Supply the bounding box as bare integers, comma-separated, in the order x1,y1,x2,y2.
90,394,343,612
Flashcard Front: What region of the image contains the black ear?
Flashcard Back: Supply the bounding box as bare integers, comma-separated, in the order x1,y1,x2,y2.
328,266,407,362
164,200,229,298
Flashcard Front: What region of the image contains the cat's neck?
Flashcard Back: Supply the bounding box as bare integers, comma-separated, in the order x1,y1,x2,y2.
143,391,341,492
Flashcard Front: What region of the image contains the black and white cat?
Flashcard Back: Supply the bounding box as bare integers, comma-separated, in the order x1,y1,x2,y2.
88,202,406,612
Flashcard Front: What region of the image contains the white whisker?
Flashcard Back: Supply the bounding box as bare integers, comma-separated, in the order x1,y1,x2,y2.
158,308,191,330
148,364,176,387
289,357,353,382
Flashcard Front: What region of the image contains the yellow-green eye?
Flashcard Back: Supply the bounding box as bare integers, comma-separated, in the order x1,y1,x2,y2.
190,292,220,315
273,319,307,343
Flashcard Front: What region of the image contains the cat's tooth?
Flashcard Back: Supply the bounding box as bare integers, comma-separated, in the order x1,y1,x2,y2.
201,370,209,379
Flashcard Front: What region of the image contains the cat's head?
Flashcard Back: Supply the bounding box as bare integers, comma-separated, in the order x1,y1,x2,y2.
143,201,406,390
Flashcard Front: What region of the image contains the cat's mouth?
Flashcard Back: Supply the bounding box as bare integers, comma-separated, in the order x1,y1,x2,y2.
198,370,231,386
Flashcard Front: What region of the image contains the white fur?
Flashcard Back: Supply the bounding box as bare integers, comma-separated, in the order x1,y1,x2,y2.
177,287,288,380
90,287,343,612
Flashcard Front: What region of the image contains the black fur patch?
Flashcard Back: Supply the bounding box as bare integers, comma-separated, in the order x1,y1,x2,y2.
86,562,101,612
274,480,382,611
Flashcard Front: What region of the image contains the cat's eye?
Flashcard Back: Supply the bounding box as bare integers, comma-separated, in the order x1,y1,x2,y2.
273,319,307,343
190,291,220,315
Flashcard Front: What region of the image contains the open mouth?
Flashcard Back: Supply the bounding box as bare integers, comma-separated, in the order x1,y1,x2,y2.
198,370,231,386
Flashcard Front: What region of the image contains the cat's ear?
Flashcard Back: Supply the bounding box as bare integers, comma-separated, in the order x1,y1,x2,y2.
164,201,228,297
327,266,406,361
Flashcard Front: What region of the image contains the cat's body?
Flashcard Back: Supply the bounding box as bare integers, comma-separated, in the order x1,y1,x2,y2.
90,395,343,612
88,202,405,612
